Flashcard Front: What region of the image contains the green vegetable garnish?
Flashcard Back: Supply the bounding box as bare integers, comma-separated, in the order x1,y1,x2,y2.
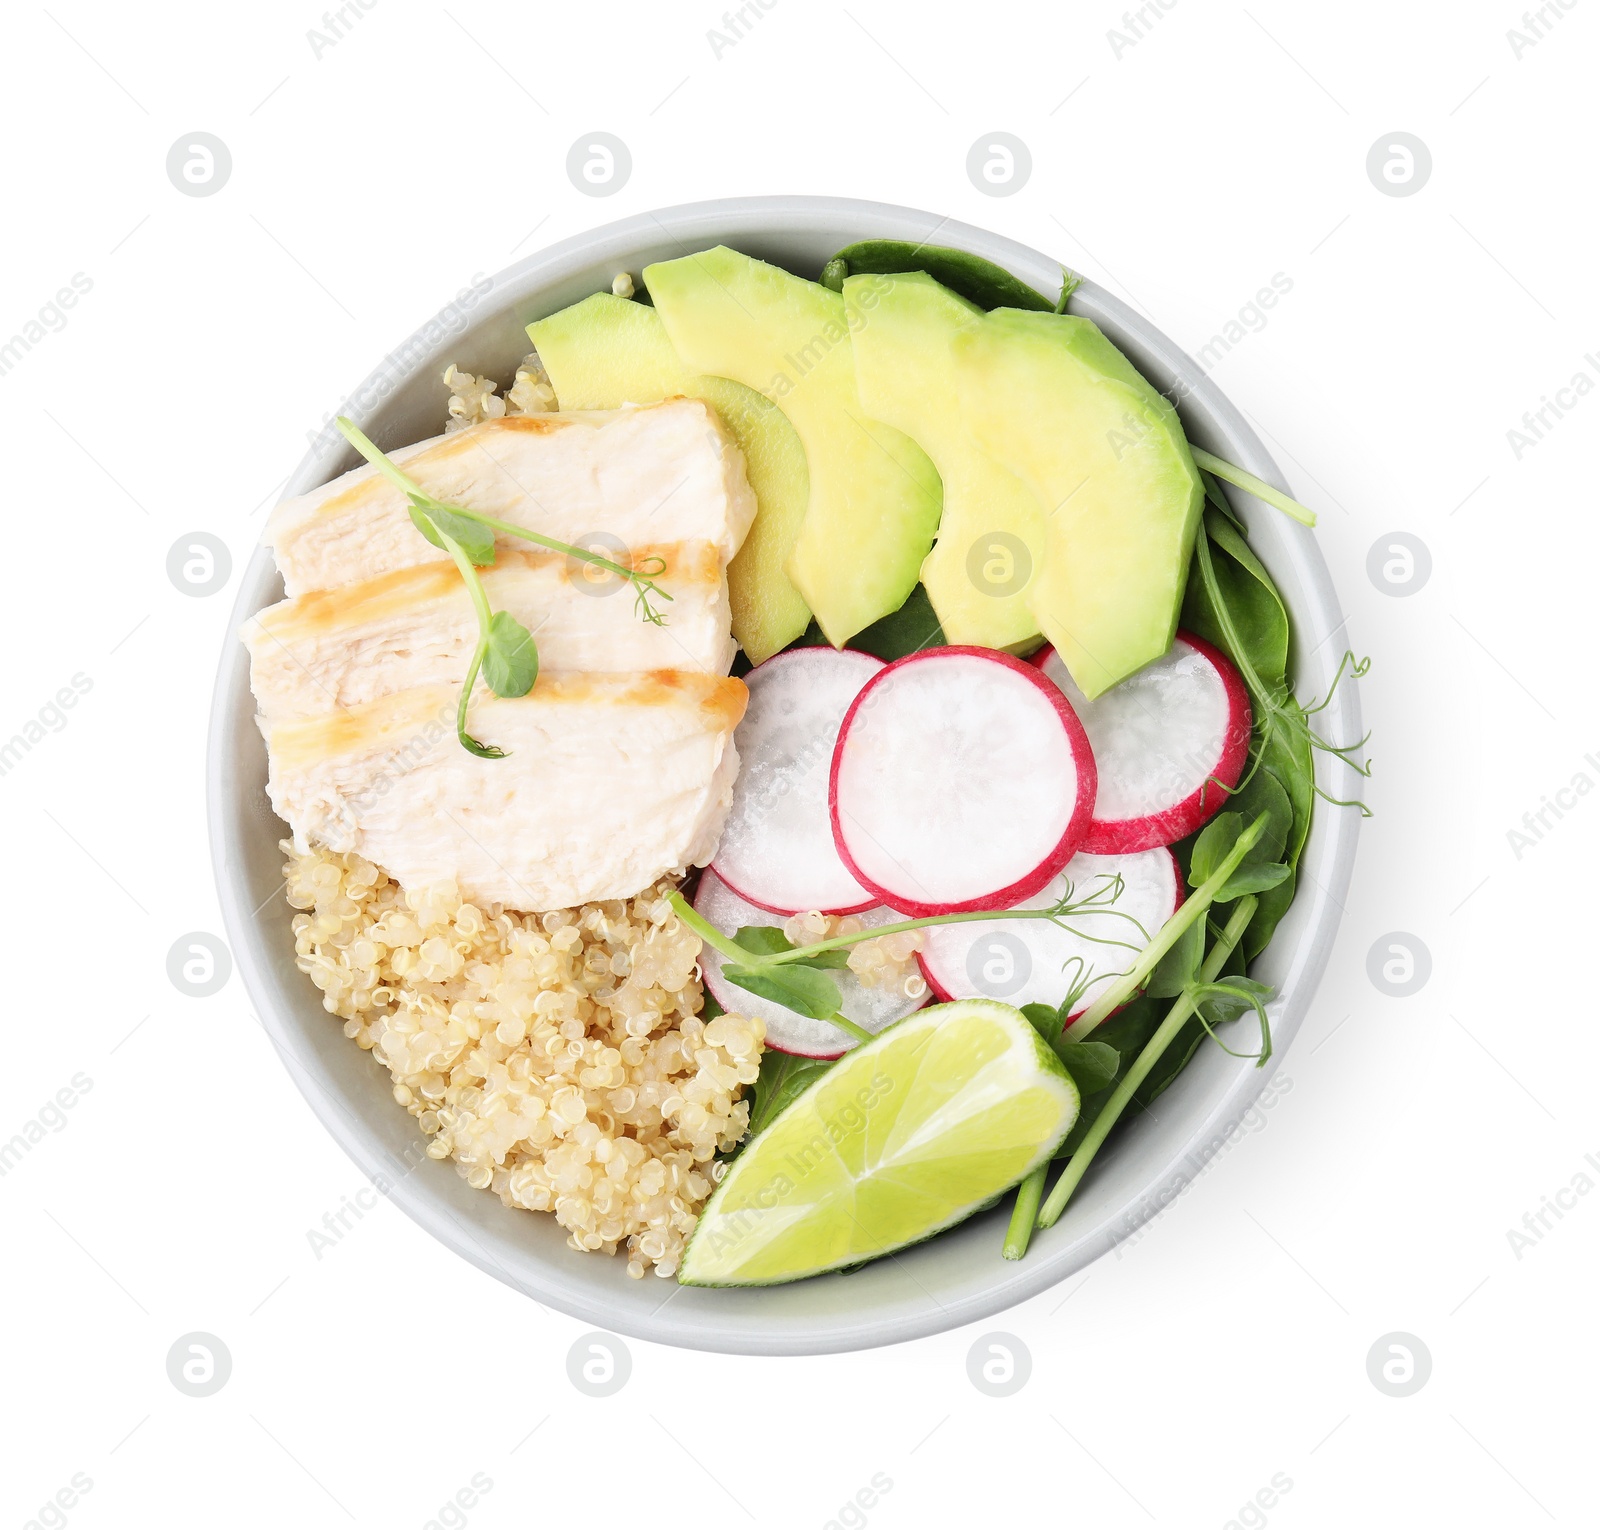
671,869,1151,1053
335,416,673,757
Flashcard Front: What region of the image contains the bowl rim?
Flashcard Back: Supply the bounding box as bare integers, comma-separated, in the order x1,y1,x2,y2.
209,195,1362,1355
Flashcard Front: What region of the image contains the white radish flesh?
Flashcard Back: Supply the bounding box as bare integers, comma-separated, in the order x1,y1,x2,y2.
712,647,883,914
830,646,1095,916
693,868,927,1059
918,848,1181,1018
1035,631,1251,853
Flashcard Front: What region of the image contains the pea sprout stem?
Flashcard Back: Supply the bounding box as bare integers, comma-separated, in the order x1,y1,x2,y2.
1190,447,1317,528
1061,812,1268,1041
1036,895,1260,1230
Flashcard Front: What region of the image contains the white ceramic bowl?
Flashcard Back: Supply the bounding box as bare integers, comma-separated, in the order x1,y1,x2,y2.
208,197,1361,1355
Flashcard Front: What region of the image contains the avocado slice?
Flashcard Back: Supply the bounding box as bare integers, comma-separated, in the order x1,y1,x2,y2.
527,292,812,664
644,247,942,647
846,271,1043,651
954,309,1203,697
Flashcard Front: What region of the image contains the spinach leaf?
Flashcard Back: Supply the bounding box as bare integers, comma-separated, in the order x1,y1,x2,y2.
1243,724,1313,955
786,583,947,661
845,583,947,661
746,1049,832,1138
1055,996,1166,1157
1132,1016,1207,1107
825,240,1055,313
1181,508,1289,692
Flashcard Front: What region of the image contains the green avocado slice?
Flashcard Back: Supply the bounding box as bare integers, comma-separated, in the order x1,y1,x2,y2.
954,308,1203,697
645,247,942,648
846,271,1044,651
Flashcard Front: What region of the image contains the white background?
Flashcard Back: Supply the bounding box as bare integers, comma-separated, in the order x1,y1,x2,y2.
1,2,1594,1526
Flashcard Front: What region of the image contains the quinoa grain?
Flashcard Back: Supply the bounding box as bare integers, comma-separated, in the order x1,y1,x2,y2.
285,845,763,1278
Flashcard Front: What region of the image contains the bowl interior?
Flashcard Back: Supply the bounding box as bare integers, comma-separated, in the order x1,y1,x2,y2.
209,196,1361,1355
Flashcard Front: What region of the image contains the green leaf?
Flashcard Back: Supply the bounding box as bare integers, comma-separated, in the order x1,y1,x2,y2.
792,950,852,971
1189,780,1291,902
1217,861,1291,900
482,610,538,698
731,925,851,969
1021,1002,1060,1039
1021,1004,1119,1089
1189,812,1245,888
1054,996,1165,1157
1200,468,1246,530
722,963,844,1020
1146,914,1203,998
1054,1040,1120,1095
785,583,949,663
844,584,946,661
825,240,1054,312
1133,1016,1208,1106
1181,508,1290,692
1230,766,1293,866
746,1050,833,1139
732,926,794,957
1196,978,1274,1028
409,497,496,566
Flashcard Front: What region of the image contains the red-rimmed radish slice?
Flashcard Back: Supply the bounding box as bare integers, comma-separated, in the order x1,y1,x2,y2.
712,647,883,915
693,869,927,1059
1034,631,1250,854
918,848,1181,1018
830,646,1096,916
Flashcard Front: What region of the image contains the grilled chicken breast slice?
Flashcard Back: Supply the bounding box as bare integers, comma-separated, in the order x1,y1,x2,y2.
265,672,747,910
267,400,756,598
246,541,731,722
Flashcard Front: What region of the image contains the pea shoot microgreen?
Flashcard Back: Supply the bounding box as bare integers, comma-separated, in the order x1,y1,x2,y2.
334,416,674,758
668,869,1157,1045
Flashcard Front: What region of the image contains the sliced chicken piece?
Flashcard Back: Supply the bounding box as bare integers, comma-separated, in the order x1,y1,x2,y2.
267,400,756,598
265,672,747,910
246,541,731,723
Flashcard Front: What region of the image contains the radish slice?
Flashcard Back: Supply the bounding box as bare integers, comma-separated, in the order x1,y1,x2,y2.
918,848,1181,1017
693,869,927,1059
830,647,1095,916
1034,631,1251,854
712,647,883,915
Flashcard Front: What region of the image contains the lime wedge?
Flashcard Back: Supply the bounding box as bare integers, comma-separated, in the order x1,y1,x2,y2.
680,1000,1080,1286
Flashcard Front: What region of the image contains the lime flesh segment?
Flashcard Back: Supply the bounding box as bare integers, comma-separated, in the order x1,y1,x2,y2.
679,1000,1079,1286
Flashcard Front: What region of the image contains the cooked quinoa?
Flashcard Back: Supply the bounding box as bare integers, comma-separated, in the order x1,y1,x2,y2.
781,908,928,999
285,844,763,1278
443,351,556,432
